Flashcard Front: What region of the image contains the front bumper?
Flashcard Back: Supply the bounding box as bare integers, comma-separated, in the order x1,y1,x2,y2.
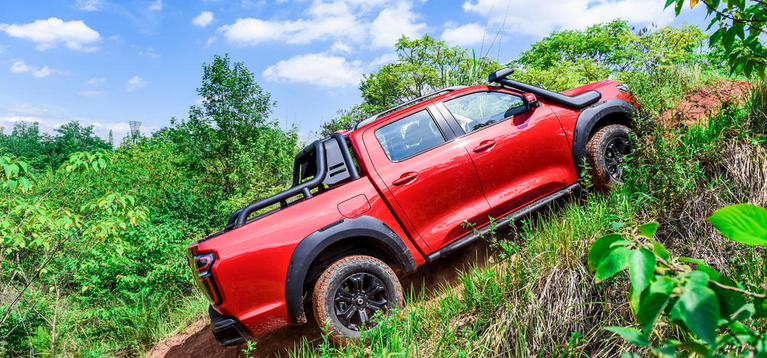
209,305,250,346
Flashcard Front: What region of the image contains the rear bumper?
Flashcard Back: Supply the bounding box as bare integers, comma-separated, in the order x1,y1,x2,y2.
209,305,250,346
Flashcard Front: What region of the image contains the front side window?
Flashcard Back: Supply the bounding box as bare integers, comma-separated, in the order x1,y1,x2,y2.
375,110,446,162
444,92,526,134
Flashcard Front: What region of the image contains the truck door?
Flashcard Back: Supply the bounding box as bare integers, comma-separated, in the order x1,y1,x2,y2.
439,89,577,218
362,107,491,253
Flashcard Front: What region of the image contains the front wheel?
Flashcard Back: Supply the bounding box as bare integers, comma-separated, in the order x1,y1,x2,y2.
585,124,635,190
312,255,404,342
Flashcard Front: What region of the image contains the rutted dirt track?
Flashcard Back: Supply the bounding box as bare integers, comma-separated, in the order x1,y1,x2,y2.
150,241,491,358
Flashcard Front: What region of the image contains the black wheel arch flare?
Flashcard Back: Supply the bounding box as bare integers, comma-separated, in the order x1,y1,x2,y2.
284,215,417,324
571,98,638,176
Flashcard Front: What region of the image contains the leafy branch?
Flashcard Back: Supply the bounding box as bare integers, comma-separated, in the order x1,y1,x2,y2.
589,204,767,357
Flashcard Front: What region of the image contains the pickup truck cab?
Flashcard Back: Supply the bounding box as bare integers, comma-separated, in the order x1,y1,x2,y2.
186,68,638,345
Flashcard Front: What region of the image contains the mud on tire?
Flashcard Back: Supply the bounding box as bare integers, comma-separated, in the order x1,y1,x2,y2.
585,124,634,190
312,255,404,342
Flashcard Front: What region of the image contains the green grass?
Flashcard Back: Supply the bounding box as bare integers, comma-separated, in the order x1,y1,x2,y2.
282,70,767,358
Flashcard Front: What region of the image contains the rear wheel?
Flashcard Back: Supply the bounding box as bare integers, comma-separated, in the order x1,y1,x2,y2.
585,124,634,190
312,255,403,342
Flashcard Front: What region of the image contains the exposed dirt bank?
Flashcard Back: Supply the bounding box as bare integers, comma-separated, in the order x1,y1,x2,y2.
661,80,751,125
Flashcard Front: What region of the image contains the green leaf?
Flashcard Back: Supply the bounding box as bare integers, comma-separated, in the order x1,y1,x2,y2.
628,248,656,310
595,246,630,282
755,296,767,319
677,341,710,355
610,240,634,248
652,241,670,261
637,222,659,239
664,0,676,9
638,278,676,335
735,23,746,39
605,326,650,347
679,256,704,265
620,353,641,358
673,286,721,347
653,343,675,357
589,233,623,272
698,266,747,319
707,204,767,246
724,27,737,49
675,0,684,15
710,28,725,45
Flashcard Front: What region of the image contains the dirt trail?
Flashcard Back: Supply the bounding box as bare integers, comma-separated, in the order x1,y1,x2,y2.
149,241,491,358
661,80,751,125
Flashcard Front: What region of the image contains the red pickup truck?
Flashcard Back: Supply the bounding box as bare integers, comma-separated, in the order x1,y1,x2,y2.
187,68,638,345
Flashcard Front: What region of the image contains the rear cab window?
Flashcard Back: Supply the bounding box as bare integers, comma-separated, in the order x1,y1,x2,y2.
375,110,446,162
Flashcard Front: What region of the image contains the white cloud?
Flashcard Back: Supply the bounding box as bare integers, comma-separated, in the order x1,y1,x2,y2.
9,104,48,116
368,53,399,70
204,37,216,47
0,44,8,54
193,11,214,27
75,0,101,11
86,77,106,85
9,60,57,78
10,60,29,73
79,90,106,98
330,41,352,54
148,0,162,11
263,53,364,87
441,22,486,46
126,76,148,91
0,17,101,51
32,66,53,78
461,0,674,36
370,1,426,48
139,47,160,58
218,1,366,46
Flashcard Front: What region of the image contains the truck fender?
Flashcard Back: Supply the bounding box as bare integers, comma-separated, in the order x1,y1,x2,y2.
285,215,417,324
571,98,637,175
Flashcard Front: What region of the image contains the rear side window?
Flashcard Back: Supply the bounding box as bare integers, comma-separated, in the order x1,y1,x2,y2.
444,92,526,134
375,110,446,162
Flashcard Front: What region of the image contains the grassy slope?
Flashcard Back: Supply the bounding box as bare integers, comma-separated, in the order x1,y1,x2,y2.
283,68,767,357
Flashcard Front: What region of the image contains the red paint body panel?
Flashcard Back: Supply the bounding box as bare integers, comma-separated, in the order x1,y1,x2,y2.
186,79,638,340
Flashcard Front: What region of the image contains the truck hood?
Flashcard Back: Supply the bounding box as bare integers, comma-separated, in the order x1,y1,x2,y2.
561,80,616,97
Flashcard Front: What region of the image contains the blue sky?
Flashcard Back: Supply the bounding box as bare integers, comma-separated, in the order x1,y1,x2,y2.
0,0,708,142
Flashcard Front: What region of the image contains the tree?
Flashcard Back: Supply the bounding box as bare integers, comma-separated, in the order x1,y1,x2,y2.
171,54,298,204
511,20,707,90
47,121,111,166
672,0,767,78
178,54,276,195
320,34,502,136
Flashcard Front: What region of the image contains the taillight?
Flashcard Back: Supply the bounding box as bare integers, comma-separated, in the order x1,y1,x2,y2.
194,253,223,306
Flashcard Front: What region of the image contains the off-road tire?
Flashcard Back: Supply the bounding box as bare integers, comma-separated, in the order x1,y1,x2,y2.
312,255,403,343
585,124,634,190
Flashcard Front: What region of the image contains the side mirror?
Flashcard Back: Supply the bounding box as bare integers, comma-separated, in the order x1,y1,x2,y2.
523,93,539,110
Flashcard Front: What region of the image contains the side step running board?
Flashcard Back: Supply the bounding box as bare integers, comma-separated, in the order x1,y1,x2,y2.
426,183,581,262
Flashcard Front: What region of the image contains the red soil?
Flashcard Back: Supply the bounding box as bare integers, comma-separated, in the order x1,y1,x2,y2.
660,80,751,125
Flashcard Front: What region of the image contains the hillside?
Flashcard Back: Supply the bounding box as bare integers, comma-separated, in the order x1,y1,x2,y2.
148,79,765,357
3,17,767,358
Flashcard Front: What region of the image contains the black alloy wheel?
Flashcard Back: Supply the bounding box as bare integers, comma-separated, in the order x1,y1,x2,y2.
333,272,389,331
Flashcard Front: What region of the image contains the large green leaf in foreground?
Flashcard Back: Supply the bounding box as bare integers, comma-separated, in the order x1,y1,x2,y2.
707,204,767,246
